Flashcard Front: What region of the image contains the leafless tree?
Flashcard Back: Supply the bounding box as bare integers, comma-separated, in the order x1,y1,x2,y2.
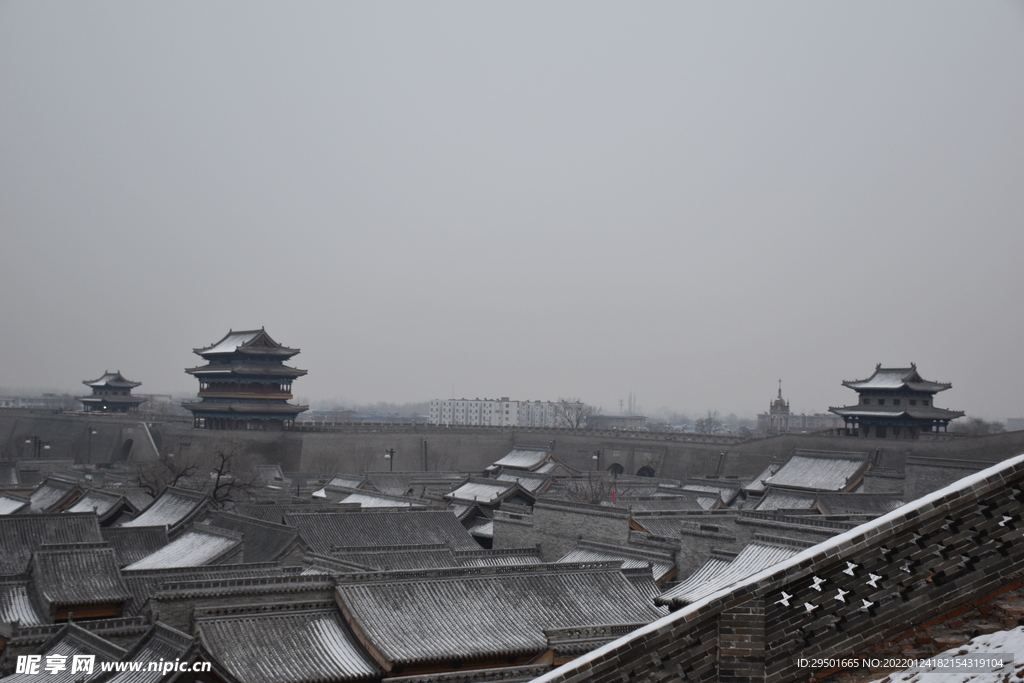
694,409,723,436
134,444,264,507
951,417,1005,436
136,451,204,497
564,473,614,505
555,397,600,429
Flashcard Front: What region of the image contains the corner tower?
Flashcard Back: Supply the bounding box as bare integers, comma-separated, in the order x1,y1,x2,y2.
182,328,308,430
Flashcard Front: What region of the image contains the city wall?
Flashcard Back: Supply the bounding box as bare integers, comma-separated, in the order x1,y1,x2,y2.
4,409,1024,486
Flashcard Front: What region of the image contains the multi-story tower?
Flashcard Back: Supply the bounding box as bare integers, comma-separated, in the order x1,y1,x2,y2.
182,328,307,430
829,363,963,439
78,371,147,413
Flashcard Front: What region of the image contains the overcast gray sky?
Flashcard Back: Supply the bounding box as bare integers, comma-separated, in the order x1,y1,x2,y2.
1,2,1022,420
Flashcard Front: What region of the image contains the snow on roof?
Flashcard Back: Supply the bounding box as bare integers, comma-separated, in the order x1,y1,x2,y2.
29,478,81,514
104,623,194,683
286,509,480,553
0,514,104,575
752,488,819,511
66,489,130,520
339,491,426,508
0,495,28,515
657,541,800,607
493,448,551,471
124,526,241,570
334,564,665,668
557,540,675,582
2,623,127,683
754,450,869,492
196,605,381,683
31,545,131,610
198,330,262,354
120,487,209,533
0,579,46,626
842,364,952,392
445,480,514,504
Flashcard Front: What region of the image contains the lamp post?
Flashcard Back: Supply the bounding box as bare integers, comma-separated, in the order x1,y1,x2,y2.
87,425,97,464
25,437,51,459
592,449,601,471
384,448,395,472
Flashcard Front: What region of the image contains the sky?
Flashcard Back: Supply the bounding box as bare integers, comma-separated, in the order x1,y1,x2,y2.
1,2,1022,420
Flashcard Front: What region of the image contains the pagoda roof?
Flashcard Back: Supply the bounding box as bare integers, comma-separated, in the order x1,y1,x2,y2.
79,394,148,405
83,371,141,389
180,401,309,416
829,404,965,420
185,363,307,378
842,363,952,393
193,328,299,359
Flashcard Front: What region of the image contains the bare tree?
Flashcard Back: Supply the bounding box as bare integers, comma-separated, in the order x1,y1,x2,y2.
564,473,614,505
134,444,264,507
951,417,1006,436
694,410,723,436
136,451,203,497
555,397,600,429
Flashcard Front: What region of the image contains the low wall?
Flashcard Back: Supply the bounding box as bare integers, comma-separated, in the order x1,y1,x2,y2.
532,452,1024,683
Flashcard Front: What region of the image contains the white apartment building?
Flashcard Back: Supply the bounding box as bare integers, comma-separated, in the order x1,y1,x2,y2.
429,398,560,427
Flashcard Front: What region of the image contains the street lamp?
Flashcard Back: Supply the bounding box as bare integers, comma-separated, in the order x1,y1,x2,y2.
592,449,601,471
87,425,97,464
384,448,395,472
25,437,51,459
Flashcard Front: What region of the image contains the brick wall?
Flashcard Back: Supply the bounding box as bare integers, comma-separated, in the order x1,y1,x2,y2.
531,453,1024,683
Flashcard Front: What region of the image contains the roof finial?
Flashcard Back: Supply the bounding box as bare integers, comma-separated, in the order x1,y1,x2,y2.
777,379,782,399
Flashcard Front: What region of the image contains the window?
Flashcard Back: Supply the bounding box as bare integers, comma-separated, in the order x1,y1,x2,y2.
877,399,885,405
923,399,930,406
863,398,871,405
893,399,900,406
910,399,917,406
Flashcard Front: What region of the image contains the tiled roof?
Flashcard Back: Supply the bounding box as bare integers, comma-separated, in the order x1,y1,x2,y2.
311,545,459,572
334,563,664,669
453,548,543,567
286,509,480,553
752,487,819,511
752,450,869,492
493,448,551,471
0,461,20,486
123,526,242,571
115,487,156,512
101,526,170,567
445,479,525,505
494,471,553,494
680,478,743,505
0,494,29,515
29,478,82,514
120,487,210,535
813,492,906,516
0,578,46,627
2,623,126,683
120,564,294,615
656,541,801,608
361,472,467,497
386,664,551,683
232,502,288,524
30,544,131,611
627,496,710,512
103,622,194,683
0,514,103,575
196,602,380,683
338,490,429,508
841,364,952,392
557,540,675,582
205,511,301,564
65,489,135,522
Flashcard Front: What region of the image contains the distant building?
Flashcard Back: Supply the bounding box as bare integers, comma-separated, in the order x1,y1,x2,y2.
756,382,843,434
429,398,559,427
77,371,147,413
829,363,964,439
587,414,647,430
182,328,308,430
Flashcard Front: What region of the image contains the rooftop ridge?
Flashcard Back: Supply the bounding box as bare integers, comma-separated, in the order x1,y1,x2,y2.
333,560,626,585
193,598,338,622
